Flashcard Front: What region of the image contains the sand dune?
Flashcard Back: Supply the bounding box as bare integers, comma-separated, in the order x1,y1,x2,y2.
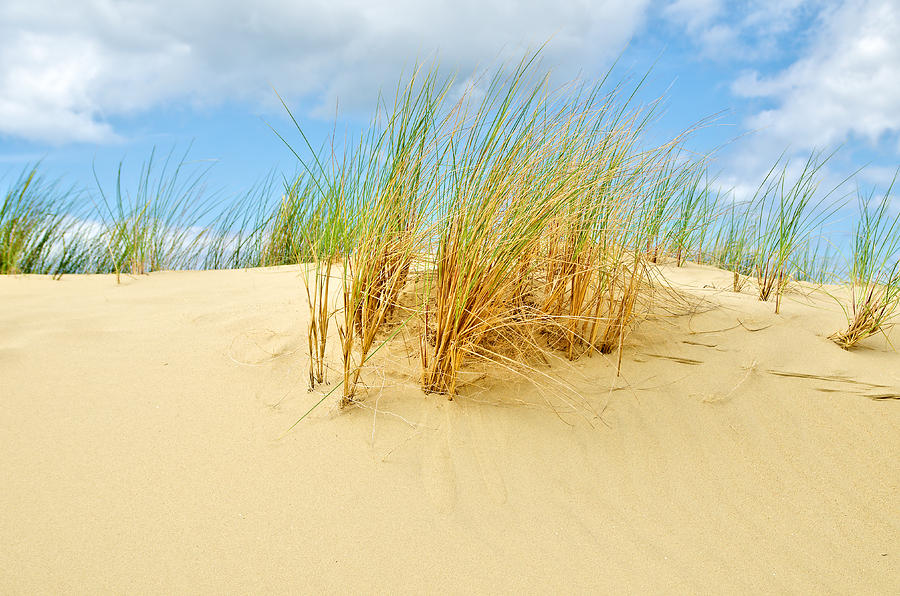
2,264,898,593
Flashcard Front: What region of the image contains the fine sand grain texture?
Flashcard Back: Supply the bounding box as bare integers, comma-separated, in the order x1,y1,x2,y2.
2,263,898,593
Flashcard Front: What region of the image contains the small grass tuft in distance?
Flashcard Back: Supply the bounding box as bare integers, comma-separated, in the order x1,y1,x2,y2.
751,151,846,313
830,170,900,349
0,166,90,276
92,146,219,280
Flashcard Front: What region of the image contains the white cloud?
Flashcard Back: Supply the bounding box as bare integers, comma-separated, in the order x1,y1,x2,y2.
732,0,900,151
0,0,652,144
663,0,721,32
663,0,820,60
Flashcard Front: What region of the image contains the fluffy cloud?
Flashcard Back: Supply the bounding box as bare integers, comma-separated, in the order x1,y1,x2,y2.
0,0,652,144
663,0,721,32
732,0,900,151
663,0,818,60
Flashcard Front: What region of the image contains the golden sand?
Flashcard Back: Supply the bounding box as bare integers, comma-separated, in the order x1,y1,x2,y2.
1,264,898,593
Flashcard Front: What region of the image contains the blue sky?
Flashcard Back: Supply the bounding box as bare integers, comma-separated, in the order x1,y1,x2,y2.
1,0,898,209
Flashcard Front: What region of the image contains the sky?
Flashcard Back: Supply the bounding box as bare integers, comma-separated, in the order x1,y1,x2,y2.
1,0,898,210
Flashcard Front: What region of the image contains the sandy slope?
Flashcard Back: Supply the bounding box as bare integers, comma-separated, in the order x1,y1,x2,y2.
1,264,898,594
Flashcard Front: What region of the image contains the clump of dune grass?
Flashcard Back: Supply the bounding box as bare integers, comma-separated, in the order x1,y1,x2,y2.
419,58,584,397
416,56,683,396
708,196,756,292
540,86,632,360
751,151,845,313
830,171,900,349
541,119,668,363
92,146,219,279
339,137,437,400
793,235,838,284
261,176,316,267
277,64,448,400
274,175,343,388
202,171,283,270
337,67,449,404
687,181,720,266
666,167,717,267
273,127,354,390
639,150,690,263
0,151,292,277
0,166,89,276
696,154,848,297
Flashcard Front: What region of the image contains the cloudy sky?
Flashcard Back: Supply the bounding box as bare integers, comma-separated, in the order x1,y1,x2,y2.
1,0,897,198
